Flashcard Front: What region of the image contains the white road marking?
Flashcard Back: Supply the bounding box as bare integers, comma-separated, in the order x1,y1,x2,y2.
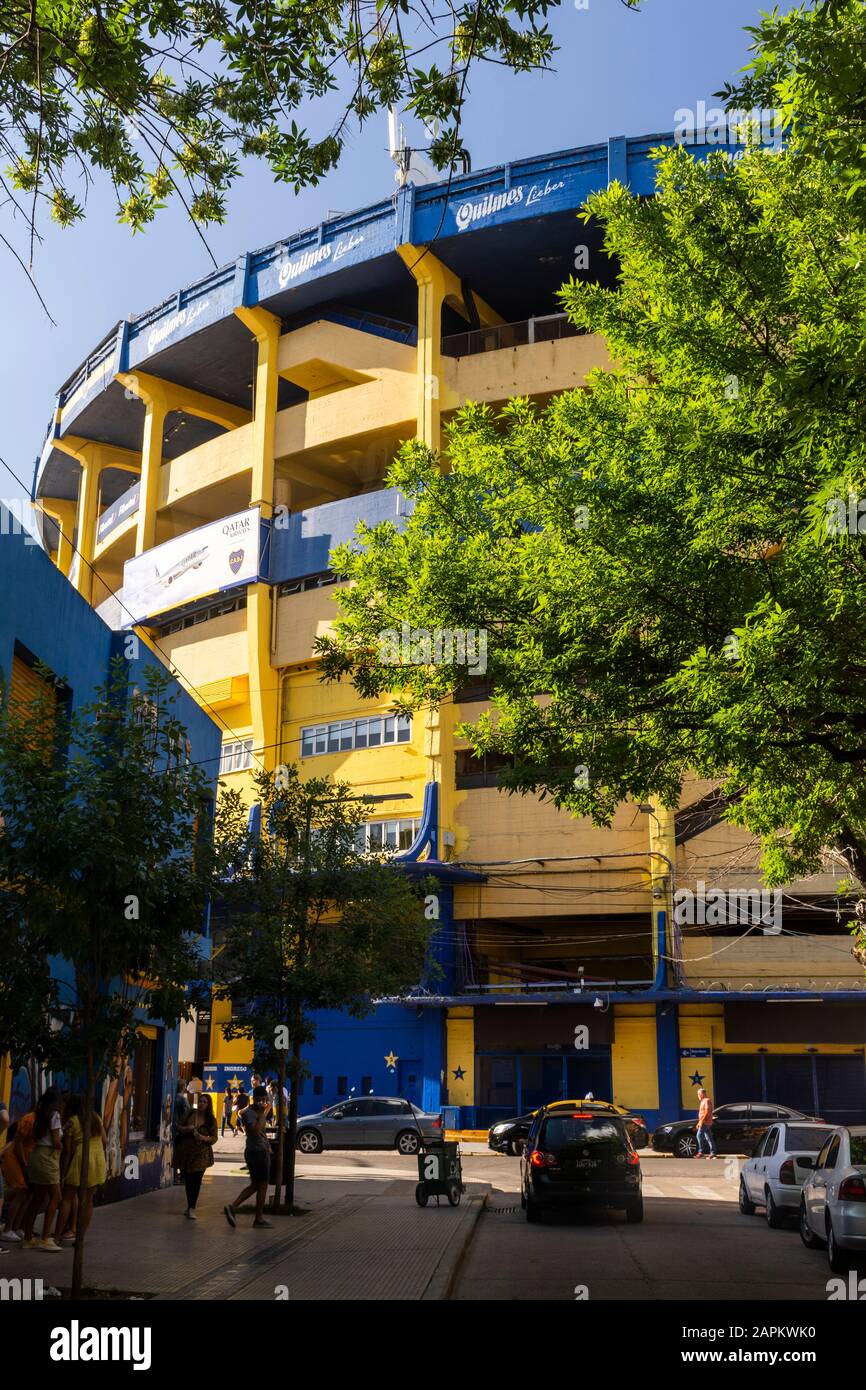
684,1184,726,1201
641,1183,664,1197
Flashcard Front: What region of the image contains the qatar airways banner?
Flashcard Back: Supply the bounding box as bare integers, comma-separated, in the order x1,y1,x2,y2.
119,506,266,624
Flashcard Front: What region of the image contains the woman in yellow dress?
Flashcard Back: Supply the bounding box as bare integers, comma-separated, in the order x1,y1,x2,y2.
54,1095,107,1244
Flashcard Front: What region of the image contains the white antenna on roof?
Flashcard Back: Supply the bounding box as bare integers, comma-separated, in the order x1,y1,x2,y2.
387,106,438,188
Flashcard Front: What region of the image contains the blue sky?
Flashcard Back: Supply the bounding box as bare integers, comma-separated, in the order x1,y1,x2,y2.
0,0,785,507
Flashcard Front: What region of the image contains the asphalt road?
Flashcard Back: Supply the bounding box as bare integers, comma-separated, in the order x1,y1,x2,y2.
236,1141,843,1302
452,1151,841,1302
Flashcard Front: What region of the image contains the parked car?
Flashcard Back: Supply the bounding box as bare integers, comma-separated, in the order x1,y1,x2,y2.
490,1100,648,1157
545,1099,649,1151
739,1121,835,1227
521,1105,643,1223
488,1112,536,1155
652,1103,818,1157
295,1097,442,1155
799,1125,866,1271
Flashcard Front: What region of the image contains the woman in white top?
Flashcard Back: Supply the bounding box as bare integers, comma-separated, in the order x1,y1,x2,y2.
22,1087,64,1251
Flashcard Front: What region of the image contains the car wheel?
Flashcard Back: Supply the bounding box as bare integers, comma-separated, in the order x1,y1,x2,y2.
447,1182,461,1207
505,1139,516,1157
674,1133,698,1158
827,1218,850,1273
396,1130,421,1156
765,1188,784,1229
526,1193,541,1223
297,1128,322,1154
739,1177,756,1215
415,1183,428,1207
625,1196,644,1224
799,1201,823,1249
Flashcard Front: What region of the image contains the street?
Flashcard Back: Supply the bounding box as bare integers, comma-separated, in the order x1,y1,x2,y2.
237,1138,841,1301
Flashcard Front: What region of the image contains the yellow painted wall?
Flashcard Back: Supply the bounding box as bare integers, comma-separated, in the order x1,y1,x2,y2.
611,1009,659,1111
446,1008,474,1106
442,332,611,410
209,996,254,1065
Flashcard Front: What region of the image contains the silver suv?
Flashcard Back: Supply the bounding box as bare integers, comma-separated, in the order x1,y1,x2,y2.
296,1097,443,1155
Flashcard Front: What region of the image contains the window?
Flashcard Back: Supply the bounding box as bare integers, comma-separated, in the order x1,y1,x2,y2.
786,1127,833,1152
361,1076,372,1095
313,1076,324,1096
455,748,516,789
219,738,254,774
354,818,419,854
300,713,411,757
336,1075,348,1095
129,1034,158,1140
824,1135,841,1170
764,1127,779,1157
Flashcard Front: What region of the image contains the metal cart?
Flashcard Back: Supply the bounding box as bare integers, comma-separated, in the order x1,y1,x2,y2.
415,1139,464,1207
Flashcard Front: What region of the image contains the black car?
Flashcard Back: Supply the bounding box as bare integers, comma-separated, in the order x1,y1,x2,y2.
488,1112,535,1155
651,1103,818,1158
520,1105,643,1223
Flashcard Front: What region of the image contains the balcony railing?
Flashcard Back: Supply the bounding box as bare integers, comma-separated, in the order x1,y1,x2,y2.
441,313,583,358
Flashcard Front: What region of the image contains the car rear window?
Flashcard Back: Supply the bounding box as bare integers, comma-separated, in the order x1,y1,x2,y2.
540,1115,626,1149
786,1127,834,1152
850,1136,866,1166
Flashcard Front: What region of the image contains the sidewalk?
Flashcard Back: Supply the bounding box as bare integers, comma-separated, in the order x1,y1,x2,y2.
2,1144,487,1301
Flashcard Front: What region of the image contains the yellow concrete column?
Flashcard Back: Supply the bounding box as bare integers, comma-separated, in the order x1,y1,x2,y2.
234,306,282,774
40,498,77,576
234,306,281,513
115,374,168,556
397,245,503,452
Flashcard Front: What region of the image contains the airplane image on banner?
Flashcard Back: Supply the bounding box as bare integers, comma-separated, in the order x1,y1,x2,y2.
156,546,208,587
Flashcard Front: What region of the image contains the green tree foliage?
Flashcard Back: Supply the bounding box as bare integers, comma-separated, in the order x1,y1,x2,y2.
212,764,435,1208
0,659,214,1296
0,0,641,272
317,0,866,968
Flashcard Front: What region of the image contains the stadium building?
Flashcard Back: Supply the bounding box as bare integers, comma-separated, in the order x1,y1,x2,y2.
32,133,866,1132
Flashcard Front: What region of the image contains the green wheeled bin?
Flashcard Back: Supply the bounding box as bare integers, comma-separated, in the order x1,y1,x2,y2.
415,1140,464,1207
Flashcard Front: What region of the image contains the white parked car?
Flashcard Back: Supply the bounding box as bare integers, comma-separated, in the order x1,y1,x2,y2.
739,1121,835,1227
799,1125,866,1271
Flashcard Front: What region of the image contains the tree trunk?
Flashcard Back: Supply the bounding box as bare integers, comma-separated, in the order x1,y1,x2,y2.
283,1012,303,1210
71,1055,96,1300
271,1051,287,1214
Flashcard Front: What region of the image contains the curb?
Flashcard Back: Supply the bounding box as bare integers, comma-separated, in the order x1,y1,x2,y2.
420,1184,489,1302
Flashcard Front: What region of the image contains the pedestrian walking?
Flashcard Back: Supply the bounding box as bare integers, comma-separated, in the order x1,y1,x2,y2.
234,1085,250,1132
172,1080,191,1185
224,1086,273,1229
695,1087,716,1158
21,1087,64,1251
221,1087,236,1137
175,1093,218,1219
0,1116,33,1243
54,1095,107,1244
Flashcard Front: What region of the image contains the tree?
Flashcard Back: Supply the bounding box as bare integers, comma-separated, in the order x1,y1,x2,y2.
0,0,642,289
212,764,435,1210
316,0,866,968
0,659,214,1297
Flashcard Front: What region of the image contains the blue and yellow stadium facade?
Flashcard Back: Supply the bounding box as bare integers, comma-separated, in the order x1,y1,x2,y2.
32,133,866,1131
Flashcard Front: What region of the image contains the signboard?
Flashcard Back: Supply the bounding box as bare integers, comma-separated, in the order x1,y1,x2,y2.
680,1048,711,1058
121,506,266,623
98,480,140,542
202,1064,254,1097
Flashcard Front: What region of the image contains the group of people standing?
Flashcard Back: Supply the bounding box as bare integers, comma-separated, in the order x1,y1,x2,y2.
0,1088,107,1253
219,1074,288,1138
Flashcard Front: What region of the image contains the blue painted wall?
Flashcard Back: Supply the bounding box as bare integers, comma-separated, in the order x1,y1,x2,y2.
0,510,222,1198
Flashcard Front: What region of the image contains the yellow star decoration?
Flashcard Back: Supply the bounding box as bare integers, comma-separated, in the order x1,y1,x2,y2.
384,1051,398,1071
205,1075,215,1089
229,1074,242,1089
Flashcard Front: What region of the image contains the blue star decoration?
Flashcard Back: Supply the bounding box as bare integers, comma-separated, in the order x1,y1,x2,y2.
688,1070,705,1087
452,1066,466,1081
